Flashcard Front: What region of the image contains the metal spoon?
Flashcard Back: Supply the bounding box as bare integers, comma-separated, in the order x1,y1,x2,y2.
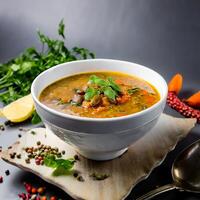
136,139,200,200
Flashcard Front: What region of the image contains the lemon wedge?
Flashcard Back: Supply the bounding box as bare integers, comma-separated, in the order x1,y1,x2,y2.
0,94,34,123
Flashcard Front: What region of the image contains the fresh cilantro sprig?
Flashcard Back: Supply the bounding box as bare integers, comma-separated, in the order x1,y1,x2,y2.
0,19,95,105
84,75,121,101
44,154,75,176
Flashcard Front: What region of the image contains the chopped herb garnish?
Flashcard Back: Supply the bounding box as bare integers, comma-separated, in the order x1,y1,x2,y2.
44,155,75,176
90,172,110,181
127,88,140,95
30,131,36,135
107,77,121,92
103,86,117,101
84,87,99,101
31,111,42,124
84,75,121,102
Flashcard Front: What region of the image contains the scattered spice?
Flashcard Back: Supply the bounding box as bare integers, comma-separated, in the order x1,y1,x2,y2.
37,187,45,195
22,142,75,176
25,158,30,164
50,196,57,200
77,175,85,182
31,131,36,135
10,153,15,159
18,182,49,200
19,127,30,132
74,154,80,161
0,124,5,131
18,134,22,138
90,172,110,181
0,176,3,183
8,146,12,149
17,154,21,159
73,171,79,178
5,170,10,176
4,120,15,127
31,187,37,194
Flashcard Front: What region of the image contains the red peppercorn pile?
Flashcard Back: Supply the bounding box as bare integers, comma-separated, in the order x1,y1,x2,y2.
167,91,200,123
18,182,60,200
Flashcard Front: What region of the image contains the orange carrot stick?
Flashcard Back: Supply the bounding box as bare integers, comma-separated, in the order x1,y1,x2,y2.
168,73,183,94
185,91,200,108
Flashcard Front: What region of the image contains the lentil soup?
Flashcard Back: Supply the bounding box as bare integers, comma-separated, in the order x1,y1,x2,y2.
39,72,160,118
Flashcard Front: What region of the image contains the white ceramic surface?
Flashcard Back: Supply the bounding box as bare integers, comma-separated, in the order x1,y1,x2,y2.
31,59,168,160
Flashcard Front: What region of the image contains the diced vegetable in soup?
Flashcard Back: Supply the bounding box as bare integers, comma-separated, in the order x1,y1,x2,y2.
40,72,160,118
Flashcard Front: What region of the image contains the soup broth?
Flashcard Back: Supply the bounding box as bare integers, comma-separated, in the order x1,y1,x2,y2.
40,72,160,118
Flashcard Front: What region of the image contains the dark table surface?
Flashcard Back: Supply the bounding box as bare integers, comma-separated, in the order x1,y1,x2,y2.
0,0,200,199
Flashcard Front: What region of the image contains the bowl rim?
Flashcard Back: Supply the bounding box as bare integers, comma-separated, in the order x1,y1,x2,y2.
31,59,168,122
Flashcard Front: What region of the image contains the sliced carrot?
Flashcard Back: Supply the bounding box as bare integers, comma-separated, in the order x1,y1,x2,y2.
168,73,183,94
185,91,200,107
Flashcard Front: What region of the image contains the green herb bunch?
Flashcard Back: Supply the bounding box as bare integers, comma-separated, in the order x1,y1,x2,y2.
0,19,95,104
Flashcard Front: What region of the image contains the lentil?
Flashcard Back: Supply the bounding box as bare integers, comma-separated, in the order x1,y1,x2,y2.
73,171,79,178
25,158,30,164
17,154,21,159
77,175,85,182
74,154,80,161
10,153,15,159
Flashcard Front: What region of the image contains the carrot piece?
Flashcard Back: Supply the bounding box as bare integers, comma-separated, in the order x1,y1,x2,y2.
116,94,131,104
168,74,183,94
115,79,123,85
185,91,200,107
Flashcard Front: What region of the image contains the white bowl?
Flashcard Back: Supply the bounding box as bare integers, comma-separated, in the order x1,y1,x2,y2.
31,59,168,160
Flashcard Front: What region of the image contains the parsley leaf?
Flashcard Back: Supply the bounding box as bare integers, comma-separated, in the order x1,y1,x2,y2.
84,87,99,101
107,77,121,92
31,111,42,124
127,88,140,94
58,19,65,39
103,87,117,101
89,75,108,87
44,155,75,176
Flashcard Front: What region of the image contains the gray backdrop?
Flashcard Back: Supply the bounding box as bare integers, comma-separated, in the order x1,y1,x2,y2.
0,0,200,199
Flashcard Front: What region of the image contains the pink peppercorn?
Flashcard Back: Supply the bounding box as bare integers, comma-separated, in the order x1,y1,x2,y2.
24,182,32,193
0,176,3,183
35,159,41,165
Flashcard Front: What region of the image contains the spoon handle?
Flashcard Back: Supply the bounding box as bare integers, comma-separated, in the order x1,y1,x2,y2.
136,184,176,200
